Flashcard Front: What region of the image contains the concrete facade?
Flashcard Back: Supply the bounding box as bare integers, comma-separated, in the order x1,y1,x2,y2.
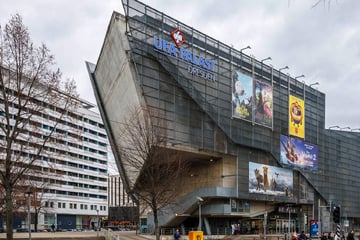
87,0,360,235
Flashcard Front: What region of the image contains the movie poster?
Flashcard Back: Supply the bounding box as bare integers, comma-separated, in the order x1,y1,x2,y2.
289,95,305,138
249,162,293,196
280,134,318,170
232,71,253,121
254,79,273,128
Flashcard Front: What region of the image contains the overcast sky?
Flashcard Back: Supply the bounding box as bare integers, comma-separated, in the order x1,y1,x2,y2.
1,0,359,130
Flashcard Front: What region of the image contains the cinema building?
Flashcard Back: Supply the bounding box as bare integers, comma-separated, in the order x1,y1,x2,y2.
86,0,360,235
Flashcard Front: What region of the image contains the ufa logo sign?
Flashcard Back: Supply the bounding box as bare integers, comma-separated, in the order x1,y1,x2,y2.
170,28,185,47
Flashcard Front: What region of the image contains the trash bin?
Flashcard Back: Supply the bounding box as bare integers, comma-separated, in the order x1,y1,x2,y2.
189,231,203,240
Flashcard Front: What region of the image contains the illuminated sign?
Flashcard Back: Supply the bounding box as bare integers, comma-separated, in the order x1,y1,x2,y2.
153,29,216,82
310,220,319,237
170,28,185,47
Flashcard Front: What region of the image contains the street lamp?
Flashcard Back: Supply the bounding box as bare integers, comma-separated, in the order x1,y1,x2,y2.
197,197,204,231
329,126,340,129
240,45,251,69
279,66,289,72
96,209,99,239
240,45,251,52
295,74,305,80
261,57,272,63
309,82,319,88
279,66,289,85
26,189,32,240
264,212,268,240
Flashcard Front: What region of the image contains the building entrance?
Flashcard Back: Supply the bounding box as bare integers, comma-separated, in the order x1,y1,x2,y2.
276,219,296,234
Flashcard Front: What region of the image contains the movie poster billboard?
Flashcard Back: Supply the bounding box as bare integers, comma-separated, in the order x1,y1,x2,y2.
254,79,273,127
249,162,293,196
289,95,305,138
232,71,253,121
280,134,318,170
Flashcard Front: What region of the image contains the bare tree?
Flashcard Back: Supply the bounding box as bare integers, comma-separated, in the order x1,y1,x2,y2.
118,106,189,240
0,14,78,239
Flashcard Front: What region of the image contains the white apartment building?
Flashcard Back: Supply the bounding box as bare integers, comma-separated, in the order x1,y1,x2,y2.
0,76,108,231
39,102,109,231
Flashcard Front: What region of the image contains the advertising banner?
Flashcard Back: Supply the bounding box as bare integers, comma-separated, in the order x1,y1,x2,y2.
249,162,293,196
289,95,305,138
280,134,318,170
254,79,273,127
310,220,320,238
232,71,253,122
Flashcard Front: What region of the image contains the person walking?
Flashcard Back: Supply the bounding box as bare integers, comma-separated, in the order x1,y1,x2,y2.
51,223,55,233
300,231,309,240
347,230,355,240
174,229,181,240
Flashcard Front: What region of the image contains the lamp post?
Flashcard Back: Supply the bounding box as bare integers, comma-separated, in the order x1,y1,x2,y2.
261,57,272,63
260,57,271,77
310,82,319,88
240,45,251,69
309,82,320,143
279,66,289,72
287,205,292,240
279,66,289,85
264,212,267,240
295,75,305,80
240,45,251,53
96,209,99,239
197,197,204,231
26,189,32,240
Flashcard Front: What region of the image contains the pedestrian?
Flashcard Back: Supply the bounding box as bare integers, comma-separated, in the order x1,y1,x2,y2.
292,231,299,240
321,232,328,240
300,231,309,240
347,230,355,240
51,223,55,233
174,228,181,240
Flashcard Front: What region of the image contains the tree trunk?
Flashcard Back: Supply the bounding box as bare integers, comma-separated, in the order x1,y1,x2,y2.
34,211,38,232
5,186,14,240
154,209,160,240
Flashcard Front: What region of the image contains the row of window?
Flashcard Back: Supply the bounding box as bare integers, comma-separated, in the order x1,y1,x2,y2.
0,92,105,131
0,132,107,170
42,124,107,155
42,156,107,174
45,201,107,212
45,189,107,199
0,106,107,152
